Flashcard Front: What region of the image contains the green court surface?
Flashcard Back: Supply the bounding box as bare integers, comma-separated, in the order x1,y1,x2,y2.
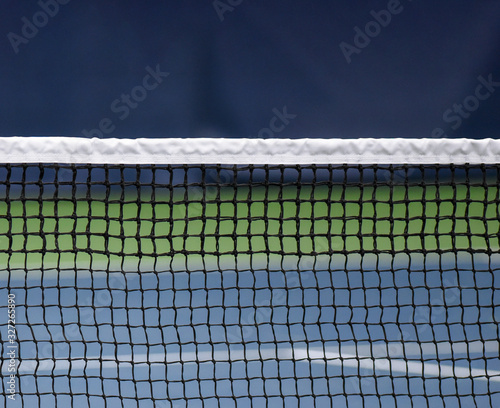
0,184,498,270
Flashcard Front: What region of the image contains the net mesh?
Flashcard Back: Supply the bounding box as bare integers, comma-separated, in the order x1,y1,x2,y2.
0,163,499,407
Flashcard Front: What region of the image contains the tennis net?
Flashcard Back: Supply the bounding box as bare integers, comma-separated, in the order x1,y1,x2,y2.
0,138,499,407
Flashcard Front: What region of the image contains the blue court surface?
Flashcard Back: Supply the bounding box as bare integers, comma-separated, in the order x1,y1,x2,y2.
1,252,499,407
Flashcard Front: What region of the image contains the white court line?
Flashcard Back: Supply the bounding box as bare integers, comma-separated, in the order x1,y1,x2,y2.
9,343,500,382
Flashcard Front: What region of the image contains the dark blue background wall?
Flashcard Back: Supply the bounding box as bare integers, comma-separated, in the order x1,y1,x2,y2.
1,0,499,139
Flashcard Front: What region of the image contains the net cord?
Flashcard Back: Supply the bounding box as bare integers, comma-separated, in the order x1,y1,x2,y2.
0,137,499,164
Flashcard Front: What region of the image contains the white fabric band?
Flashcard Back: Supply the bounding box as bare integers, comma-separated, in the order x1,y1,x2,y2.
0,137,498,164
